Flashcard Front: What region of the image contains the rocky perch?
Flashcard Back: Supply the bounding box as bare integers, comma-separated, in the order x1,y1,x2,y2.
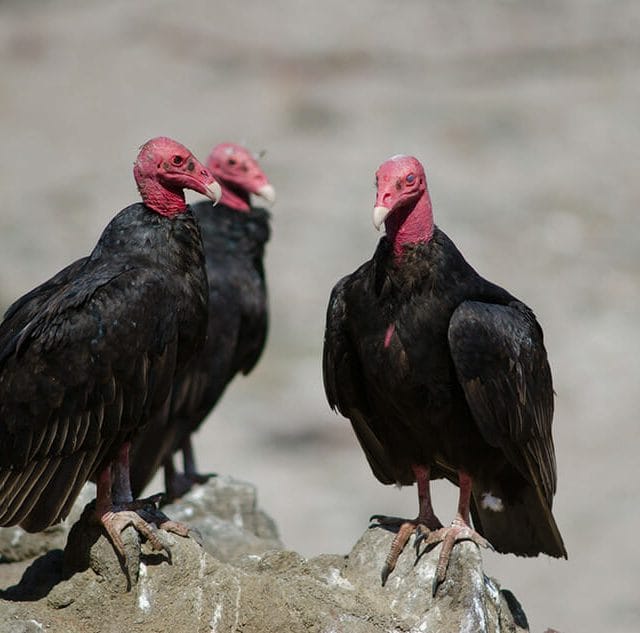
0,476,529,633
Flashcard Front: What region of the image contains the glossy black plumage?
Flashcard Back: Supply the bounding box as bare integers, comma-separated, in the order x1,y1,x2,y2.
129,202,270,496
323,228,566,558
0,203,207,532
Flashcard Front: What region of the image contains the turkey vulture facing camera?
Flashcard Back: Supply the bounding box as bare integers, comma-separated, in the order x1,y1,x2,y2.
0,137,221,559
323,155,566,594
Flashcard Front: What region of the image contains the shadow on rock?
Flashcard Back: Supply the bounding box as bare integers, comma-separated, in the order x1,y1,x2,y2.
0,550,64,602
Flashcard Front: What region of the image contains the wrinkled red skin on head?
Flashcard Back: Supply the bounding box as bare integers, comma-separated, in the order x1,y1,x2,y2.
375,155,434,259
206,142,271,212
134,136,216,218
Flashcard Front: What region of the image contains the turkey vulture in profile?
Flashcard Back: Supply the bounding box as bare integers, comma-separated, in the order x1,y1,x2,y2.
323,155,566,593
0,137,221,557
129,142,274,499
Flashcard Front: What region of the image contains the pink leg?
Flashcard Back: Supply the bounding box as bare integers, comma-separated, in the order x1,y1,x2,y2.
95,443,191,560
370,465,443,585
94,455,166,559
417,471,493,596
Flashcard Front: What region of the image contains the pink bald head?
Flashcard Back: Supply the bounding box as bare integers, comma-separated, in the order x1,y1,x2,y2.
134,136,222,218
206,142,275,212
373,155,433,257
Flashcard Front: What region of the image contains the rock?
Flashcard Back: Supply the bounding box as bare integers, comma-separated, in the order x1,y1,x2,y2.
162,474,282,562
0,475,529,632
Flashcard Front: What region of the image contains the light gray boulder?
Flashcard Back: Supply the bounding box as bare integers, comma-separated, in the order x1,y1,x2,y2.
0,475,529,633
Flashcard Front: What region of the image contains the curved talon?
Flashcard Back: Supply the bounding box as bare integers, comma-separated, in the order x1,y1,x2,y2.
381,561,392,586
122,492,165,511
427,523,495,596
370,513,402,524
187,471,216,485
187,527,204,548
100,509,167,559
166,471,214,501
137,506,192,539
378,520,421,585
414,524,432,555
432,572,442,597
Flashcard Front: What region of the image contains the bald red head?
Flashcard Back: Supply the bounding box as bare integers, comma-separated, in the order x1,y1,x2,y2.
206,142,275,212
373,155,434,256
134,137,221,218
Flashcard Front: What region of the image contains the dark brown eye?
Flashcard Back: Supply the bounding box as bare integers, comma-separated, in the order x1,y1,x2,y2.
228,158,236,166
172,155,184,166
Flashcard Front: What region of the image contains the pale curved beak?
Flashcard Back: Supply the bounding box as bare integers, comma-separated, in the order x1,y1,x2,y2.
373,205,390,231
205,181,222,205
256,183,276,205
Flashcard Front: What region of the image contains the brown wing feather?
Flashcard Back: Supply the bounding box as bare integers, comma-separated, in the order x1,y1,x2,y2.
0,267,183,531
448,300,557,503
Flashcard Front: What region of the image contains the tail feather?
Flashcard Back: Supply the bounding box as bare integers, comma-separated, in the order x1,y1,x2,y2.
470,478,567,559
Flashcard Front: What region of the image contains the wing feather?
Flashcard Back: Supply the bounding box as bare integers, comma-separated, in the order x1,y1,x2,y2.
322,274,396,485
448,300,557,503
0,263,185,530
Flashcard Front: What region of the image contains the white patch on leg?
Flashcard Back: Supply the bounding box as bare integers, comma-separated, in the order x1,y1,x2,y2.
480,492,504,512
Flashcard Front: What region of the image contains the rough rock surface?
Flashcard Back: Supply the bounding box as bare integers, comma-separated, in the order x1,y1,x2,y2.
0,476,528,633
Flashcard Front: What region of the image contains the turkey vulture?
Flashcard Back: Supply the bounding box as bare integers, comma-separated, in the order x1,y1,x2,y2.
0,137,221,557
129,142,274,499
323,155,566,594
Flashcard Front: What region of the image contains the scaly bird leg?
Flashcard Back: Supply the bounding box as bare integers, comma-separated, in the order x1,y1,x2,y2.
164,438,215,501
95,443,191,561
414,471,494,596
370,465,443,585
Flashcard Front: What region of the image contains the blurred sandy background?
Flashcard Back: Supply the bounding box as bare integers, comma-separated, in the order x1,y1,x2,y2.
1,1,638,631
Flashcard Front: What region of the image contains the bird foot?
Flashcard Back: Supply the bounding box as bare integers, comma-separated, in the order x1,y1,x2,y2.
414,517,494,596
370,514,442,586
166,471,216,501
98,498,194,562
136,504,192,539
99,509,168,561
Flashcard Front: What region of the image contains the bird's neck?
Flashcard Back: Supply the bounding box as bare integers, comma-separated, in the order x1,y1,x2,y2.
218,181,251,212
137,179,188,218
385,193,434,259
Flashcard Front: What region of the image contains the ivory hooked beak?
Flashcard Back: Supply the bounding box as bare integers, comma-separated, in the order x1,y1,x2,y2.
205,181,223,205
373,205,391,231
256,183,276,205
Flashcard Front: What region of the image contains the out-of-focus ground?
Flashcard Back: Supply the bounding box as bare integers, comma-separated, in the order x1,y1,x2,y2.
0,1,638,631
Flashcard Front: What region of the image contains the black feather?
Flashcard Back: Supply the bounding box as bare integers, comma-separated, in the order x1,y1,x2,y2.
129,203,270,496
0,202,208,530
323,227,566,559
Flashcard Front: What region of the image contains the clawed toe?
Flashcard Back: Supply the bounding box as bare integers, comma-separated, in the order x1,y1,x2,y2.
372,510,494,594
166,471,216,501
187,471,215,485
379,520,421,586
369,514,407,528
98,495,194,565
429,523,495,596
100,509,167,560
137,506,192,539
